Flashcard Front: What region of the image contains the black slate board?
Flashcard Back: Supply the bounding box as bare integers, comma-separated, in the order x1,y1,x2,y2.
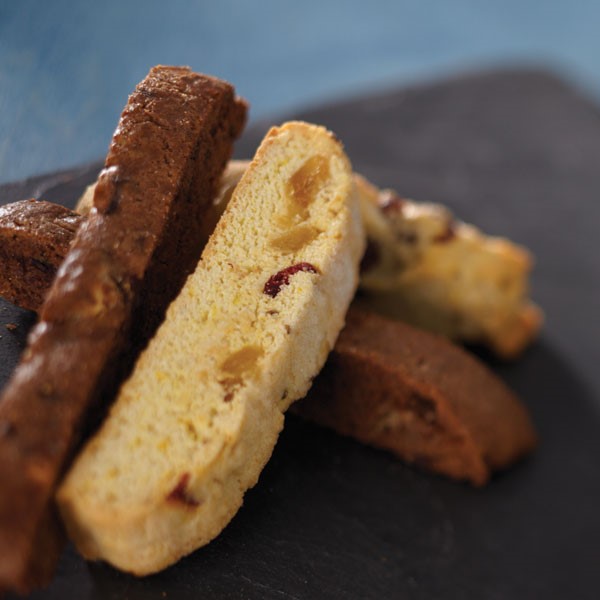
2,69,599,599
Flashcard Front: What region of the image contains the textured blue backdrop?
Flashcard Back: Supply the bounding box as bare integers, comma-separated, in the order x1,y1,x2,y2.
0,0,598,183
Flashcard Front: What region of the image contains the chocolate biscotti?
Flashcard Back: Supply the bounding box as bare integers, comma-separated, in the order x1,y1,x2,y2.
56,121,364,575
295,307,537,485
0,199,83,311
0,66,246,594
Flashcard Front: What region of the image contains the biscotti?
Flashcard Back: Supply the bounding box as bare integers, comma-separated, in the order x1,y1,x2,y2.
356,175,542,358
295,307,537,485
0,66,246,594
0,199,83,311
56,121,363,575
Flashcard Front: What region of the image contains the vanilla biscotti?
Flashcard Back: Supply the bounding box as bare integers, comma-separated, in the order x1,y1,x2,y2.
356,176,542,358
57,121,364,575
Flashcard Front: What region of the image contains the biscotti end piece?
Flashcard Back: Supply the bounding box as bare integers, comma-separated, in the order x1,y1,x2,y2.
57,121,364,575
356,175,543,359
295,307,537,486
0,66,246,593
0,199,82,311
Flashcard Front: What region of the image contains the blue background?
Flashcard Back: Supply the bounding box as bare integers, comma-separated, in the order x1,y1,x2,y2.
0,0,598,183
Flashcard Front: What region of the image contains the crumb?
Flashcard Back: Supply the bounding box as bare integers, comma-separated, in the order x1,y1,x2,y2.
5,323,17,331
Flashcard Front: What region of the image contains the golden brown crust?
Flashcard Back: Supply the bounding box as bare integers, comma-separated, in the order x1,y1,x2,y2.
0,66,246,594
295,307,538,485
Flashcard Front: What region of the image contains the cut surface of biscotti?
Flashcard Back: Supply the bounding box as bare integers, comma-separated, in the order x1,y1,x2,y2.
57,121,364,575
296,307,537,485
356,176,542,358
0,66,246,594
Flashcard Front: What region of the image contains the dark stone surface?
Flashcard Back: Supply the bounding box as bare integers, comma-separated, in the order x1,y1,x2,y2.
2,69,599,599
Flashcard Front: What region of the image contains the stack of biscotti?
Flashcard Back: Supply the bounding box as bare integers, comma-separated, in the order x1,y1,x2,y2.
0,71,538,589
56,121,363,574
0,65,246,594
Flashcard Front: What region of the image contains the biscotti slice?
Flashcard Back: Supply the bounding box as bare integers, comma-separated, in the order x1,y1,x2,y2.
0,66,246,594
57,121,363,575
0,199,83,311
356,176,543,358
295,307,537,485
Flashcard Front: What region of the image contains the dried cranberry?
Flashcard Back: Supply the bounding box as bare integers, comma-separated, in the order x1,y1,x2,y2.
433,221,456,243
380,190,406,214
263,262,319,298
166,473,200,507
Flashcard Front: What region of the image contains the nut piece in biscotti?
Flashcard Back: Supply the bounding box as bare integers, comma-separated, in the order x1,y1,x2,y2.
295,307,537,485
356,175,543,359
57,121,364,575
0,66,246,594
0,199,82,311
